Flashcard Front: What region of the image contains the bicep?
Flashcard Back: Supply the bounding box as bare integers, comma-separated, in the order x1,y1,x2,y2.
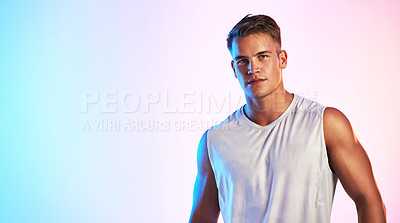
189,131,220,223
323,107,382,204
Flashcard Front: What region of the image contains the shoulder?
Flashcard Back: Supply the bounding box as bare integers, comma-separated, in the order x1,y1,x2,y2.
293,94,324,110
323,107,353,133
208,106,243,134
198,129,211,154
291,95,326,119
196,130,213,174
323,107,356,149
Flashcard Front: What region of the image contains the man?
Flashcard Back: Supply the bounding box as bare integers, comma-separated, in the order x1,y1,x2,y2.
189,15,386,223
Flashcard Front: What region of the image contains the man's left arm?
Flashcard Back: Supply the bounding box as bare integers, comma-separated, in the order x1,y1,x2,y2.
323,107,386,223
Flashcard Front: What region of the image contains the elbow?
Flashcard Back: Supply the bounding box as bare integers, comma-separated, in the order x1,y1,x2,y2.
354,195,386,222
382,200,387,221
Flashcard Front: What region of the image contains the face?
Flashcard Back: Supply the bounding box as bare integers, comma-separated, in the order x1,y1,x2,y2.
230,33,287,100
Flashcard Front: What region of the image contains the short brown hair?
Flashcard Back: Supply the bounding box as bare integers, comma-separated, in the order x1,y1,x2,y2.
227,14,281,53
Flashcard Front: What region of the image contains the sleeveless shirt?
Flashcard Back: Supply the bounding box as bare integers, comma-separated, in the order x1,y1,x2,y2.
207,94,338,223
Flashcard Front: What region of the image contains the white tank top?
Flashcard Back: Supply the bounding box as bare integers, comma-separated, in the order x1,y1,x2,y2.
207,94,338,223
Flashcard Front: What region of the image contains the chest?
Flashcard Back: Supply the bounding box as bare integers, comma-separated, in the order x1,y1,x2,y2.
208,122,324,184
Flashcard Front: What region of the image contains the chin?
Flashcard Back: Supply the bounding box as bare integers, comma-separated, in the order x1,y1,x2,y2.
246,91,271,100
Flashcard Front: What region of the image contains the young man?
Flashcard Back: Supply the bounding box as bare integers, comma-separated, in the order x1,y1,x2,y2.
189,15,386,223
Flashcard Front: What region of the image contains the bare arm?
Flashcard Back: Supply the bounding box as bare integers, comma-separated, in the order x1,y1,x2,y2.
189,131,220,223
323,107,386,223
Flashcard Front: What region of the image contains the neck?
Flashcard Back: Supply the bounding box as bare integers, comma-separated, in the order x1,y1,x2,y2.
244,90,294,126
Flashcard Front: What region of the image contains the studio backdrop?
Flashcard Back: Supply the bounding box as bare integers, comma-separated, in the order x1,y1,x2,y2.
1,0,399,222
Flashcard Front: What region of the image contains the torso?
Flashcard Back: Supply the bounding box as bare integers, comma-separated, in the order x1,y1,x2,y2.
207,94,338,223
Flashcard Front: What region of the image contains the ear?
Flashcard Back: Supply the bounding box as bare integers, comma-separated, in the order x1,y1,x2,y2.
279,50,288,69
231,60,237,78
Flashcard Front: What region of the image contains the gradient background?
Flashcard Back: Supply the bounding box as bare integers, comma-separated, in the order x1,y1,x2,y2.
1,0,399,222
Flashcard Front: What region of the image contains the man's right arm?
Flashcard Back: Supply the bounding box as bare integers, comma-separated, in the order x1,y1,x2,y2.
189,131,220,223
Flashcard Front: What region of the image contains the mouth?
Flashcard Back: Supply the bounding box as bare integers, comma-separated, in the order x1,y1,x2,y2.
248,77,266,85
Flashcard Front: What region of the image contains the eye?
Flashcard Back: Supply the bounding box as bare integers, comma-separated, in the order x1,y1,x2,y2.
237,59,248,65
259,54,269,59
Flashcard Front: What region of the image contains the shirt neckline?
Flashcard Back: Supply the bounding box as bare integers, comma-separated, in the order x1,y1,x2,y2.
239,94,298,129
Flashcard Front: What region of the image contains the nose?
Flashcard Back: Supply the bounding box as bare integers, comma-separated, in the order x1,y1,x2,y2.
247,60,260,75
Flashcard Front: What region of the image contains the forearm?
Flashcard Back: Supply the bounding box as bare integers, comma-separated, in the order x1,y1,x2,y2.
356,200,386,223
